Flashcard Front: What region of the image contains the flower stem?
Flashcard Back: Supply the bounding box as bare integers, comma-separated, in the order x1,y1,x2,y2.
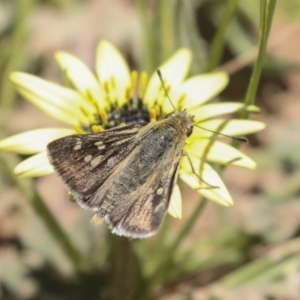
241,0,276,115
232,0,276,150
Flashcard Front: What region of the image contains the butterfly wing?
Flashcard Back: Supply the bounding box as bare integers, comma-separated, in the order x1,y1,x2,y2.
47,123,147,205
106,161,181,238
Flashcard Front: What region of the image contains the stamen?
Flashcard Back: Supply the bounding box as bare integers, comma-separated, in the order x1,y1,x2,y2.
110,77,120,105
85,90,108,118
103,79,117,105
78,106,92,124
138,71,148,98
111,76,116,89
125,86,131,102
91,124,104,133
87,114,96,125
82,89,110,128
107,79,115,102
73,124,85,133
102,81,109,93
129,71,138,100
79,104,96,126
84,90,95,105
154,104,161,118
149,108,157,122
98,108,108,123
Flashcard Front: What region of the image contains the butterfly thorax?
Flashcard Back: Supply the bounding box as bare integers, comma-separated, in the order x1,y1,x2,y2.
162,110,194,138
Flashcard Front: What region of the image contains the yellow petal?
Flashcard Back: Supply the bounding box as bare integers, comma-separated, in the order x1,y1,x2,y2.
10,73,89,126
55,51,107,109
187,139,256,169
96,40,131,106
14,152,54,177
144,48,191,108
191,102,244,122
180,157,233,206
168,184,182,219
0,128,74,154
181,72,229,108
193,119,266,137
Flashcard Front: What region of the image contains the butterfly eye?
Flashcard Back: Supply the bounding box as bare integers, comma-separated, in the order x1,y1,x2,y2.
187,126,193,137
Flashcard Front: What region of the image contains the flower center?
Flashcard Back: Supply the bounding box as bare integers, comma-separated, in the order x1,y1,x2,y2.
105,96,150,128
79,71,167,133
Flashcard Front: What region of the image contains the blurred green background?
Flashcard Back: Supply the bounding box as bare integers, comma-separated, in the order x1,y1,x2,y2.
0,0,300,299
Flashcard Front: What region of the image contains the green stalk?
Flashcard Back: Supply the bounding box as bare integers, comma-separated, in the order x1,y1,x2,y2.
0,154,87,271
205,0,239,72
241,0,277,115
232,0,276,150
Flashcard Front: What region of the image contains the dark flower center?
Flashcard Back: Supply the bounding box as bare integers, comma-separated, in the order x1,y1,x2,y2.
81,97,151,132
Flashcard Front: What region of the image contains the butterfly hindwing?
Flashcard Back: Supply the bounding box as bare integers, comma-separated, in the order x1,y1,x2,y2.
106,161,181,238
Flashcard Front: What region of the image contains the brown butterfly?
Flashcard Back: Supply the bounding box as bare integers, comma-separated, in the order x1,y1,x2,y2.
47,109,194,238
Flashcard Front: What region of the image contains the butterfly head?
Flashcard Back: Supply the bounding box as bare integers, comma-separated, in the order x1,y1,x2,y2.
166,110,194,138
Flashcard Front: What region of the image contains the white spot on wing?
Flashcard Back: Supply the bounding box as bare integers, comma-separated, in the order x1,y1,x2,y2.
84,155,92,162
74,144,81,150
95,141,105,150
157,187,164,195
91,156,102,168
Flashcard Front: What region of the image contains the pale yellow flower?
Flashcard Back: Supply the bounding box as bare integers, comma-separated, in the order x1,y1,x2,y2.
0,40,265,219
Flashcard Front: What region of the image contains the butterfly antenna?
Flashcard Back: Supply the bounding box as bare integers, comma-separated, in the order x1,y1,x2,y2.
194,124,248,143
157,69,176,111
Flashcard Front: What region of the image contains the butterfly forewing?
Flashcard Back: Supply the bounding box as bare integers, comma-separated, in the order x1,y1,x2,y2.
48,123,146,199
